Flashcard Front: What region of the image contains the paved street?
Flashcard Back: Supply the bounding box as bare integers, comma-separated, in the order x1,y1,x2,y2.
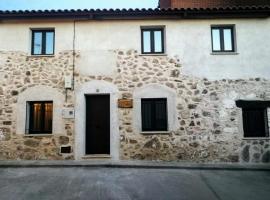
0,167,269,200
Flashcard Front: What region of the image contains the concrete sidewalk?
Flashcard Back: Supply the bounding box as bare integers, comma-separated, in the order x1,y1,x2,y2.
0,160,270,170
0,167,270,200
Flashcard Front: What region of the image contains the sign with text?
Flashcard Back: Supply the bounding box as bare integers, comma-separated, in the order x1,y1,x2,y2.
118,99,133,108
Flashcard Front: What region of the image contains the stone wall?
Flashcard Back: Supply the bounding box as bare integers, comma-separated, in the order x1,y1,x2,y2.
0,49,270,162
113,50,270,163
0,51,75,160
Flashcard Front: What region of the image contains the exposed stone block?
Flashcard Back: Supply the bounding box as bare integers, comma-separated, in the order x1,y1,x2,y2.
144,137,161,150
24,139,40,148
3,121,12,125
11,90,18,96
59,136,69,145
242,145,250,162
262,151,270,163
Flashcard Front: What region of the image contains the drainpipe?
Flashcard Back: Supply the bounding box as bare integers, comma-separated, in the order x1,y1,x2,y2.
72,20,76,91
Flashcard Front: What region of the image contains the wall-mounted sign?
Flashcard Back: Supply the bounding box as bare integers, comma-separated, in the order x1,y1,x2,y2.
118,99,133,108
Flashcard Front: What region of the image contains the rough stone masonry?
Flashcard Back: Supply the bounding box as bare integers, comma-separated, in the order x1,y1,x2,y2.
0,49,270,163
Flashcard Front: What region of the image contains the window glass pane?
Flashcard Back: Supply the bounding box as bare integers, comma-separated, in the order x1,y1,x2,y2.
143,31,151,53
45,32,54,54
141,99,167,131
33,32,42,54
243,108,267,137
154,31,162,53
32,103,42,131
155,100,167,130
28,102,53,134
212,29,221,51
44,103,53,132
224,29,233,51
141,100,152,131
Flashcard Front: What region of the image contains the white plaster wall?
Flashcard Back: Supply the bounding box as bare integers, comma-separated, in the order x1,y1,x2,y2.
73,19,270,79
74,80,119,160
76,50,117,76
16,86,65,135
0,21,74,53
1,18,270,79
75,21,139,76
133,84,178,133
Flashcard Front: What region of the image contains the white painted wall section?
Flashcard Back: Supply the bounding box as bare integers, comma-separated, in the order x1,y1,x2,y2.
1,18,270,80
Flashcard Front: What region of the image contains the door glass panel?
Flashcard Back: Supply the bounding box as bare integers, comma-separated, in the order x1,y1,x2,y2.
212,29,221,51
143,31,151,53
224,29,233,51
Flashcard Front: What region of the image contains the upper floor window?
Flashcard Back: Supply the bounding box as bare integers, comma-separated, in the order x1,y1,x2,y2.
236,100,269,138
141,27,165,54
211,25,235,52
27,101,53,134
31,29,55,55
141,98,168,132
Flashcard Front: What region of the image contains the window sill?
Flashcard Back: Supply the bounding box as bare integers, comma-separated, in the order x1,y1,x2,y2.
27,55,55,58
242,137,270,140
211,52,239,55
141,131,171,135
24,134,53,137
139,54,167,57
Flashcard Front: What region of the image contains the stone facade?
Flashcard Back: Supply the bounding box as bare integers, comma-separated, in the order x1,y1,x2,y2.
0,51,75,160
113,50,270,163
0,49,270,162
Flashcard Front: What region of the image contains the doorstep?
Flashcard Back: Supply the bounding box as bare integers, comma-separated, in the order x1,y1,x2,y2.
82,155,111,159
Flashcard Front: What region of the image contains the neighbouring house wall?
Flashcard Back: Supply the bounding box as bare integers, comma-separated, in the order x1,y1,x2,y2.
0,19,270,162
160,0,270,9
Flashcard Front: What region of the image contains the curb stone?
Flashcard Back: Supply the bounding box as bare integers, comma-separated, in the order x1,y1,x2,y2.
0,160,270,171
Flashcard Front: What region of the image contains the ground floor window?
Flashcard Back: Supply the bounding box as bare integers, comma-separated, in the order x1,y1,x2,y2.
141,98,167,132
236,100,269,138
27,101,53,134
242,108,269,138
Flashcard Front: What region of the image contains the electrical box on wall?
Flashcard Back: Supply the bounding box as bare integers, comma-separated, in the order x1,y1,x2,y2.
65,76,72,89
62,108,75,119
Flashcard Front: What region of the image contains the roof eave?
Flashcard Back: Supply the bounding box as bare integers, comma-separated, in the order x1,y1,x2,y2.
0,9,269,21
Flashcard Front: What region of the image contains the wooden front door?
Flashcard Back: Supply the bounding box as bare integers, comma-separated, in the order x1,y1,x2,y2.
85,95,110,155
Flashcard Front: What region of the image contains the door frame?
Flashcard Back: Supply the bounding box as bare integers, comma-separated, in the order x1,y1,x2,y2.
85,94,110,155
75,80,119,160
